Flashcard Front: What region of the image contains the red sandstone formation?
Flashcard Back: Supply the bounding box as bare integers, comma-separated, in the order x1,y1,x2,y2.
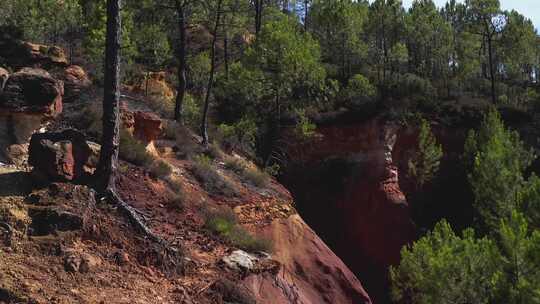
60,65,92,103
28,129,92,182
0,68,64,163
245,214,372,304
281,118,416,302
134,111,163,143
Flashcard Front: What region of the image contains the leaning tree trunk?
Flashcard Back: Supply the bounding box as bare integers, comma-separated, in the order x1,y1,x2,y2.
96,0,122,193
200,0,223,146
174,0,188,124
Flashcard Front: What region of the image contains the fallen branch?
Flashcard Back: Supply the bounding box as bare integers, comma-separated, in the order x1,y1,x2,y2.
102,189,184,276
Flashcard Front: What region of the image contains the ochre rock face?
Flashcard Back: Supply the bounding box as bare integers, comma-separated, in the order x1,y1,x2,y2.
28,129,92,182
132,71,175,101
281,118,416,303
244,214,372,304
0,68,63,117
134,111,162,143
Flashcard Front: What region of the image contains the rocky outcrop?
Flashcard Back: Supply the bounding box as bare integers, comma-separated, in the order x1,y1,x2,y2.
245,214,372,304
60,65,91,103
134,111,162,153
0,33,68,69
0,68,64,163
0,68,63,117
28,129,92,182
131,71,175,101
280,118,416,303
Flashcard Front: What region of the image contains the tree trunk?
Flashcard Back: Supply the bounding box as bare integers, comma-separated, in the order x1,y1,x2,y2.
174,1,188,124
303,0,309,31
96,0,122,193
145,71,150,96
487,35,496,104
224,27,230,80
255,0,263,36
200,0,223,146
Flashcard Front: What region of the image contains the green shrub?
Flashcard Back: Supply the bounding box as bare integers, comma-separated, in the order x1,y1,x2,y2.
206,143,223,159
120,129,154,166
216,118,258,154
228,226,273,253
242,167,270,188
294,109,317,139
264,163,281,177
149,159,172,179
224,157,270,188
224,157,247,173
192,155,237,197
204,206,272,253
168,193,185,211
390,73,436,99
175,126,202,159
163,120,178,140
182,94,202,130
342,73,377,106
165,177,187,211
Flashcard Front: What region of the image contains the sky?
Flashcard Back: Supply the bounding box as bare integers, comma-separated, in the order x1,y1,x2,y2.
401,0,540,31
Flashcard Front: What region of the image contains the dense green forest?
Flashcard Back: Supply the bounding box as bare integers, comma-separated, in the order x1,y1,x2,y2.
2,0,540,303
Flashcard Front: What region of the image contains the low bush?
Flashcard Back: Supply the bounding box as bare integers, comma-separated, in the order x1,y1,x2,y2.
119,129,154,166
165,177,187,211
224,157,247,173
162,120,178,140
192,155,237,197
204,206,272,253
175,126,201,159
224,157,270,187
167,193,185,211
213,279,257,304
149,159,172,179
241,167,270,188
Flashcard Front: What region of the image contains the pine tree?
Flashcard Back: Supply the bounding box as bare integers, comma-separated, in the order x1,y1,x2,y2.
96,0,122,193
408,118,443,189
464,109,535,229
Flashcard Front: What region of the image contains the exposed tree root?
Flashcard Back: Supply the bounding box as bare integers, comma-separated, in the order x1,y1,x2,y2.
102,189,184,276
0,221,13,246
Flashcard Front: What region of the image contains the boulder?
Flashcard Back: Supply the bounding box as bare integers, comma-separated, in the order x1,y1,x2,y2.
22,42,68,67
61,65,92,103
222,250,260,271
0,68,64,162
28,129,92,182
134,111,162,144
0,67,63,118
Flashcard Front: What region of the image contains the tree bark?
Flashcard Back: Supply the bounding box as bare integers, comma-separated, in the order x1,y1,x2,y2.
224,28,230,80
303,0,309,31
200,0,223,146
487,35,496,104
255,0,263,36
175,0,188,124
96,0,122,193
